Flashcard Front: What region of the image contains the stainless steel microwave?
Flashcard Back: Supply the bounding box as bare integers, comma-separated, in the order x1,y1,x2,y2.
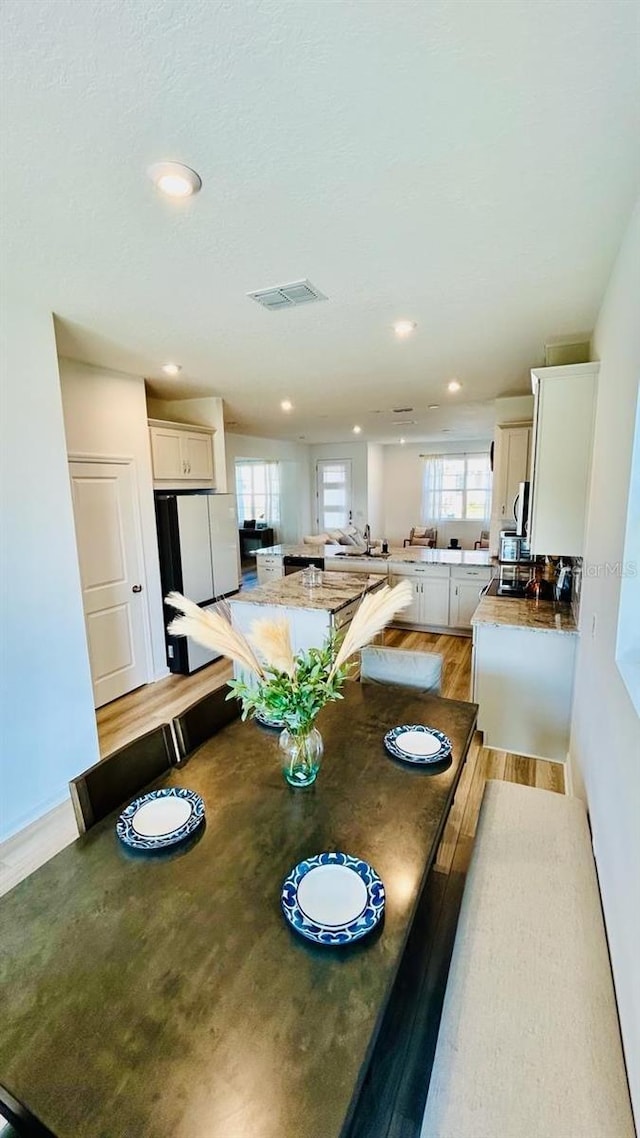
499,531,532,562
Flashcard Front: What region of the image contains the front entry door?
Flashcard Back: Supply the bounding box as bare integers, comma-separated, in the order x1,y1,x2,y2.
316,459,352,531
69,461,148,708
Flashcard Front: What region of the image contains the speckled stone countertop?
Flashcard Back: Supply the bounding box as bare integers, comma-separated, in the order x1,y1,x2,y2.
228,570,379,612
472,593,578,635
255,543,492,567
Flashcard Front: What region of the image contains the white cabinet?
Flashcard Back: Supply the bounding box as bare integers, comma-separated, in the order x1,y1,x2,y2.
528,363,598,556
389,563,451,628
256,554,284,585
472,623,577,761
489,421,532,553
149,419,215,486
324,556,388,575
449,567,492,629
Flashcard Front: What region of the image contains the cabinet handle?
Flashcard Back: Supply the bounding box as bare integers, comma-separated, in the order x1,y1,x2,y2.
132,584,143,593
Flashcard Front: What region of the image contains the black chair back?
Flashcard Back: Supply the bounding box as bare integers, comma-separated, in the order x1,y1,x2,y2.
173,685,241,761
69,724,177,833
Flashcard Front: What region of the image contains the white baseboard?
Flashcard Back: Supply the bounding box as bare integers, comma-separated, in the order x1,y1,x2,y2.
564,751,573,796
0,797,78,897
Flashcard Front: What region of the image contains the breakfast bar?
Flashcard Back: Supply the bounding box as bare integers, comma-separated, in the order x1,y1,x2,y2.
0,684,477,1138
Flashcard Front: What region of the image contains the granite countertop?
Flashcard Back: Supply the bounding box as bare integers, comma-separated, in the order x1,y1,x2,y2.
385,548,492,567
472,593,578,635
229,570,380,612
254,543,492,567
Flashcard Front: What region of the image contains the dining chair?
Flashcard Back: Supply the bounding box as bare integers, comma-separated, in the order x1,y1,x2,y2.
173,684,242,762
403,526,437,548
69,724,177,834
360,645,443,694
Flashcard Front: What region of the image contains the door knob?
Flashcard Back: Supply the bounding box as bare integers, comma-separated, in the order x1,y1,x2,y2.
132,584,143,593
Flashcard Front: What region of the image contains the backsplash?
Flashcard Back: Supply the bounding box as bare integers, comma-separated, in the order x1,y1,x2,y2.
572,557,583,625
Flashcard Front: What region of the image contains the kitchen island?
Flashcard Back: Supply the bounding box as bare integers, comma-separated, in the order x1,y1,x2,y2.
471,584,578,761
228,570,382,656
253,546,493,632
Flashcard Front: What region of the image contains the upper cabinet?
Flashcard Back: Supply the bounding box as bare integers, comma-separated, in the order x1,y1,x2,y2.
149,419,215,488
528,363,599,556
489,421,532,553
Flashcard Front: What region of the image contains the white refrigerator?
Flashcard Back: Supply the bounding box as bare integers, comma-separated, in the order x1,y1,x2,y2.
155,492,240,674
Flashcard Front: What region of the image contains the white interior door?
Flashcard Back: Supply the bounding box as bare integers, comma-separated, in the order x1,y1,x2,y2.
316,460,352,530
69,461,148,708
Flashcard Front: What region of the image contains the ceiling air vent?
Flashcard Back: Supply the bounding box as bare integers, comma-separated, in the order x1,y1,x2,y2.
248,279,327,310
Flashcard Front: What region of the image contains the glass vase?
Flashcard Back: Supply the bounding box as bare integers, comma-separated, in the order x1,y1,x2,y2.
279,725,323,787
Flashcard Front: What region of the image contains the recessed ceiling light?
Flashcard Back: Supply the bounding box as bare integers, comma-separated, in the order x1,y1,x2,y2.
428,403,440,410
447,380,462,393
353,425,362,434
400,438,406,445
161,362,181,376
393,320,417,338
148,162,202,198
281,399,293,412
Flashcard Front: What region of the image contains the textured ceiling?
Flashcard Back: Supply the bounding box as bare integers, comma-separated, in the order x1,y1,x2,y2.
1,0,639,444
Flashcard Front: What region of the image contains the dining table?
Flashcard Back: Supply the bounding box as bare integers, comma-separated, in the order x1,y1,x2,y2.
0,682,477,1138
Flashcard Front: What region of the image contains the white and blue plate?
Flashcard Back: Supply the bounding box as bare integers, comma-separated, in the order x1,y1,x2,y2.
254,709,285,729
116,787,205,852
384,724,452,765
281,851,385,945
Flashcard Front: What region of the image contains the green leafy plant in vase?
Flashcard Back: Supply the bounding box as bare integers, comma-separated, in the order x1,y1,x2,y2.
166,580,412,787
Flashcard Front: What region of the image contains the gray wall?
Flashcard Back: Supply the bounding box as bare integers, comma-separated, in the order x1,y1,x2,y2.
569,198,640,1119
0,301,98,839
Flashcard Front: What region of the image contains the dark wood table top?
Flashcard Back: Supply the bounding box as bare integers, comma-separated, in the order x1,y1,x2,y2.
0,684,477,1138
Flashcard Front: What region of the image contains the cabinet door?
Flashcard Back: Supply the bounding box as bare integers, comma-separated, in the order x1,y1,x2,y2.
150,427,185,480
421,578,450,626
490,424,531,552
529,367,597,556
182,432,214,481
394,577,422,622
450,578,484,628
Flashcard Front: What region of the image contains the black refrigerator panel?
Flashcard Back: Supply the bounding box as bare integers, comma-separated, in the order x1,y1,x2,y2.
155,493,219,675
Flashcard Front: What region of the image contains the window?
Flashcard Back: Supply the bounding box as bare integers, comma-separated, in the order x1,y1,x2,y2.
235,460,281,526
422,453,492,523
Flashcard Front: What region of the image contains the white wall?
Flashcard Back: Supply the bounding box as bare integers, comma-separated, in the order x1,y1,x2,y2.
382,439,492,548
0,302,98,840
225,433,311,545
367,443,385,539
569,200,640,1120
59,359,168,681
146,395,227,492
494,394,534,423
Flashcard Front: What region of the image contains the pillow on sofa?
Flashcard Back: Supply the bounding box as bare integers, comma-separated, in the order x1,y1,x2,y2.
303,533,334,546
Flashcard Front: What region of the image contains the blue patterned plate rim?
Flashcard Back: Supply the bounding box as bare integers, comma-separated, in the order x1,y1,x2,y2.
281,851,385,946
384,724,452,765
116,787,205,851
254,709,285,728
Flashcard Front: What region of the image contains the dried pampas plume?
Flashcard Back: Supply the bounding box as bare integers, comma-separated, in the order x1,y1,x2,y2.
249,618,295,675
166,592,264,678
329,579,413,678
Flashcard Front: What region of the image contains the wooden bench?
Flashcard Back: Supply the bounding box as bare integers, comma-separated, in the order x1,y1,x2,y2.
421,780,635,1138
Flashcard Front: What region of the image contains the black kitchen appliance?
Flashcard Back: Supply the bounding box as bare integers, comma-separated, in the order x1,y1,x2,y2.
283,554,324,575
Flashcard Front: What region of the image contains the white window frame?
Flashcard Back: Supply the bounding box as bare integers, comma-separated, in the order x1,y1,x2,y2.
315,459,352,531
234,459,281,526
422,452,492,524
